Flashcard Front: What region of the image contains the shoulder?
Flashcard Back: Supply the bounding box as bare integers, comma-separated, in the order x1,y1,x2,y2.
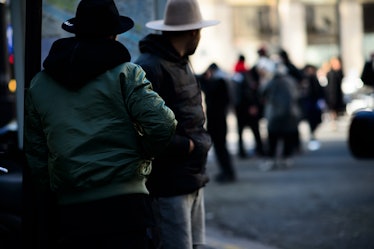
136,54,164,72
135,53,163,68
30,70,49,83
29,70,54,93
110,62,147,80
120,62,143,72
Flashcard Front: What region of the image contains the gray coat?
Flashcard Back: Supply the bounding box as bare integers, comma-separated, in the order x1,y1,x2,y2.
262,74,301,133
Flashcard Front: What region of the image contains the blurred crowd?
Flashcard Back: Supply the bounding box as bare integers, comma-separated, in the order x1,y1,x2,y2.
197,45,371,177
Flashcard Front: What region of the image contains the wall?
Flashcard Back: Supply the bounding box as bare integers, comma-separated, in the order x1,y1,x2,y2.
41,0,370,79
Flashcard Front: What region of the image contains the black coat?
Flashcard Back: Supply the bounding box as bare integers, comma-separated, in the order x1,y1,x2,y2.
135,34,212,197
325,69,345,112
234,70,263,121
299,73,325,130
198,69,231,138
361,60,374,87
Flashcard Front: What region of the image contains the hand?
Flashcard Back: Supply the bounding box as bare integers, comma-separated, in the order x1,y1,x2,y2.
189,139,195,154
248,106,258,116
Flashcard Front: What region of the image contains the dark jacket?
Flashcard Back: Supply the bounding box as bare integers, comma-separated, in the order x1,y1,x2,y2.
325,69,345,112
24,37,176,204
135,34,212,197
262,73,300,133
199,67,231,123
233,70,263,121
299,70,325,127
361,60,374,87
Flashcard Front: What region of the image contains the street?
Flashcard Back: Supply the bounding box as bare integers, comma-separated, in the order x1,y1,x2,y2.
204,113,374,249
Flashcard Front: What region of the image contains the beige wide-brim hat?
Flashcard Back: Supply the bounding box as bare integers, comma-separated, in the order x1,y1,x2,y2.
146,0,219,31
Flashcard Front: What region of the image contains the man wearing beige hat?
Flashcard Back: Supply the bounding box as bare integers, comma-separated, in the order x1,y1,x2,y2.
135,0,219,248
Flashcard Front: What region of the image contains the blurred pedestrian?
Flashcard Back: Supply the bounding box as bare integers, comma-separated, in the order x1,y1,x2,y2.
278,48,303,153
24,0,177,248
361,52,374,87
299,64,326,151
250,45,275,87
135,0,218,248
260,62,301,171
232,54,265,158
199,63,236,183
278,48,303,83
234,54,247,73
325,56,345,130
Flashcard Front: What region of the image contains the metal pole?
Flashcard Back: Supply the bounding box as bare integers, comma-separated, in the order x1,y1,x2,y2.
0,1,12,127
23,1,49,249
0,2,8,84
25,0,42,87
10,0,25,149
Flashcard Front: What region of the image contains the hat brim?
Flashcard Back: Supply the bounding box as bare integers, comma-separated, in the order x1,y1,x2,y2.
145,19,219,31
62,16,134,34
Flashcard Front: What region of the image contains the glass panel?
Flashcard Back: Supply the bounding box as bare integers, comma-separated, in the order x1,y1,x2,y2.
232,5,278,39
42,0,155,61
305,4,338,44
363,3,374,33
42,0,77,63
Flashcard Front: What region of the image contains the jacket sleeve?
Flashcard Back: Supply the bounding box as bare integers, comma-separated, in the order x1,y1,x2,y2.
121,63,177,157
136,62,191,157
24,88,50,191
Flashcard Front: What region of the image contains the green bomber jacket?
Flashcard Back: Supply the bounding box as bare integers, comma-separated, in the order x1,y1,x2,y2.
24,62,176,205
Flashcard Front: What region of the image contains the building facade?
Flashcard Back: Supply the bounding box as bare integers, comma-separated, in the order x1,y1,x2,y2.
192,0,374,80
36,0,374,77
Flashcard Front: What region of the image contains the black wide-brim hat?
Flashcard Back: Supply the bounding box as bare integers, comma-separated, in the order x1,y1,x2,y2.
62,0,134,37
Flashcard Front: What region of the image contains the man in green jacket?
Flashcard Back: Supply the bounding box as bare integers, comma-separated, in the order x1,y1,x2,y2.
24,0,176,248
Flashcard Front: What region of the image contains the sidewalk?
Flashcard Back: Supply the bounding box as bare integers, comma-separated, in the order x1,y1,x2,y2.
206,226,279,249
203,113,351,249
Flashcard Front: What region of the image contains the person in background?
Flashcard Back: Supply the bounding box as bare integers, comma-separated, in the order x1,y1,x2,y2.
278,48,303,83
234,54,247,73
24,0,177,248
361,52,374,88
325,56,345,130
232,54,265,158
198,63,236,183
299,64,326,151
250,45,275,88
260,61,301,171
135,0,218,248
278,48,303,153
